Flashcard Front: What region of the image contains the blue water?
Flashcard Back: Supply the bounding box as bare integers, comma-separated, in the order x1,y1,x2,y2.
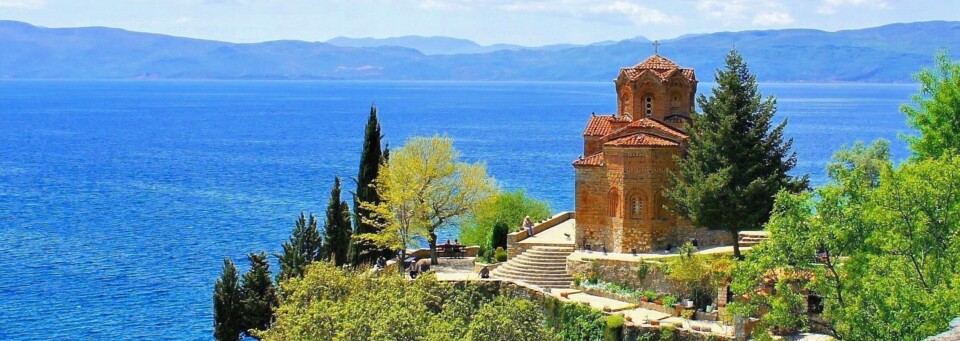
0,80,914,339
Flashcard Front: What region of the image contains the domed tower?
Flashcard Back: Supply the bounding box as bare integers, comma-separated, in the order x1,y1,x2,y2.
614,54,697,129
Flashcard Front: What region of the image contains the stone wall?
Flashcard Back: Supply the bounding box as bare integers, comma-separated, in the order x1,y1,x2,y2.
505,212,574,259
567,252,677,294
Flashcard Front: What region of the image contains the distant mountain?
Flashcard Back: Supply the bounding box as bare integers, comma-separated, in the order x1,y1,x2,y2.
0,20,958,82
325,35,588,54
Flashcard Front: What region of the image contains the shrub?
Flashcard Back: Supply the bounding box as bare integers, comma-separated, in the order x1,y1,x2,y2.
490,222,510,250
643,290,658,301
636,261,650,282
494,247,508,263
603,315,624,341
660,325,678,341
662,295,678,307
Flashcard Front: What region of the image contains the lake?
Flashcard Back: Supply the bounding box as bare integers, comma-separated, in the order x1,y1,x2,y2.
0,80,915,339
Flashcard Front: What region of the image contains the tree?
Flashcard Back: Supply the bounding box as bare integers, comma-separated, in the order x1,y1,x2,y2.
666,49,807,259
275,212,322,282
359,136,497,266
459,190,551,252
240,252,278,334
901,50,960,160
350,105,387,266
213,259,243,341
323,176,352,266
464,296,555,341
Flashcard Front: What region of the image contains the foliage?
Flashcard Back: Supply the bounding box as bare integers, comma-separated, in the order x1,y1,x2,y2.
662,295,678,307
662,243,731,308
490,222,510,251
459,190,551,250
901,50,960,160
660,325,678,341
358,135,497,266
603,315,624,341
213,259,243,341
464,296,555,341
276,212,323,282
586,259,603,285
546,300,606,341
350,105,387,266
493,247,508,263
239,252,278,334
762,281,807,335
636,260,650,282
256,262,557,341
732,139,960,340
323,176,352,266
666,49,807,258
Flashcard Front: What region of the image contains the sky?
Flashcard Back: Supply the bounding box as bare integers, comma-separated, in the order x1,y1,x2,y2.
1,0,958,46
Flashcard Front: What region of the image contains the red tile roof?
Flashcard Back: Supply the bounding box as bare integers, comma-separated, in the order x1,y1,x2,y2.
604,133,680,147
625,118,688,139
583,115,614,136
621,55,695,82
573,153,605,167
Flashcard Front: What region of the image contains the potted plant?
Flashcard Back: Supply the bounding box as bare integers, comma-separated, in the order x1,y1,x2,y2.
649,320,660,326
560,291,570,299
663,295,678,307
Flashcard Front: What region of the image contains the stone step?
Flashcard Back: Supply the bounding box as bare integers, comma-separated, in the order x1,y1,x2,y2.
517,253,570,260
492,266,571,278
508,258,568,269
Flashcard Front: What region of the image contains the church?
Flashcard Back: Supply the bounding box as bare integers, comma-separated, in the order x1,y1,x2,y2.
572,53,731,253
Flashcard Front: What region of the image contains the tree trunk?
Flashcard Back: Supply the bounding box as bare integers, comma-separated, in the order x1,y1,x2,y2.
731,230,743,260
429,231,439,265
398,249,406,274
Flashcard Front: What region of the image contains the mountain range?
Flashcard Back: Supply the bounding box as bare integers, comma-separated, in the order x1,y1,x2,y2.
1,20,958,82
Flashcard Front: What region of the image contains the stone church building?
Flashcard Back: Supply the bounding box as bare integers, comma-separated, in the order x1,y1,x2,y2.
572,54,731,253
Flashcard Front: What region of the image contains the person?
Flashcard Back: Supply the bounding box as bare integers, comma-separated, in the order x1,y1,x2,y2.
374,255,386,271
523,216,535,236
479,266,490,279
445,239,451,245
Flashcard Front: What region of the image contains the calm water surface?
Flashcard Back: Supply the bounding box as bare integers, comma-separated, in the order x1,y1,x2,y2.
0,80,914,339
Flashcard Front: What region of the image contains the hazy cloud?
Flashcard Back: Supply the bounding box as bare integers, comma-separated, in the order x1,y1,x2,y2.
697,0,796,27
419,0,680,25
818,0,889,15
0,0,45,9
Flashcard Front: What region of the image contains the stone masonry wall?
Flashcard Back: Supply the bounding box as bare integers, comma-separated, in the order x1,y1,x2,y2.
567,253,677,294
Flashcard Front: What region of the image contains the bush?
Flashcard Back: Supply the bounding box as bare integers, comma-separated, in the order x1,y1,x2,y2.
494,247,508,263
643,290,658,301
490,222,510,250
662,295,678,307
603,315,624,341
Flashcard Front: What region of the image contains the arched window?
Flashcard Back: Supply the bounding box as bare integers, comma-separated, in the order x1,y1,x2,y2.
644,96,654,117
631,195,642,219
607,189,621,218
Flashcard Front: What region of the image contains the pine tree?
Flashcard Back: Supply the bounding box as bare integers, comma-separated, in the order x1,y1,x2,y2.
323,176,352,266
666,49,808,259
213,259,242,341
275,212,322,282
240,252,278,334
350,105,387,265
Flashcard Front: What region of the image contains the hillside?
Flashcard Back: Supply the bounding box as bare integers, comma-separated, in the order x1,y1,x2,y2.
0,20,958,82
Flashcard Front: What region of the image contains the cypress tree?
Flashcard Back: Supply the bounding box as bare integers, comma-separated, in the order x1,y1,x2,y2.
666,49,808,259
240,252,277,334
323,176,352,266
350,105,387,265
213,258,242,341
275,212,322,282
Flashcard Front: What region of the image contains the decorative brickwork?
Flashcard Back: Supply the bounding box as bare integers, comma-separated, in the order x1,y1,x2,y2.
574,54,710,253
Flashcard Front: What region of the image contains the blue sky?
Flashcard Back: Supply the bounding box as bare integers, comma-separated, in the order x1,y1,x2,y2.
1,0,958,46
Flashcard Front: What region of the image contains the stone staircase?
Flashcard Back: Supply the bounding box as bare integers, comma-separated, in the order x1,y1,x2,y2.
738,231,771,247
491,245,574,289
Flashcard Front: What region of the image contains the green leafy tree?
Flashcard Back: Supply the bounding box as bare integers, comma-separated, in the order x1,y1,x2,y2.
350,105,387,265
240,252,278,334
275,212,322,282
213,259,243,341
359,136,497,266
666,49,807,259
323,176,352,266
901,50,960,160
459,190,551,251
